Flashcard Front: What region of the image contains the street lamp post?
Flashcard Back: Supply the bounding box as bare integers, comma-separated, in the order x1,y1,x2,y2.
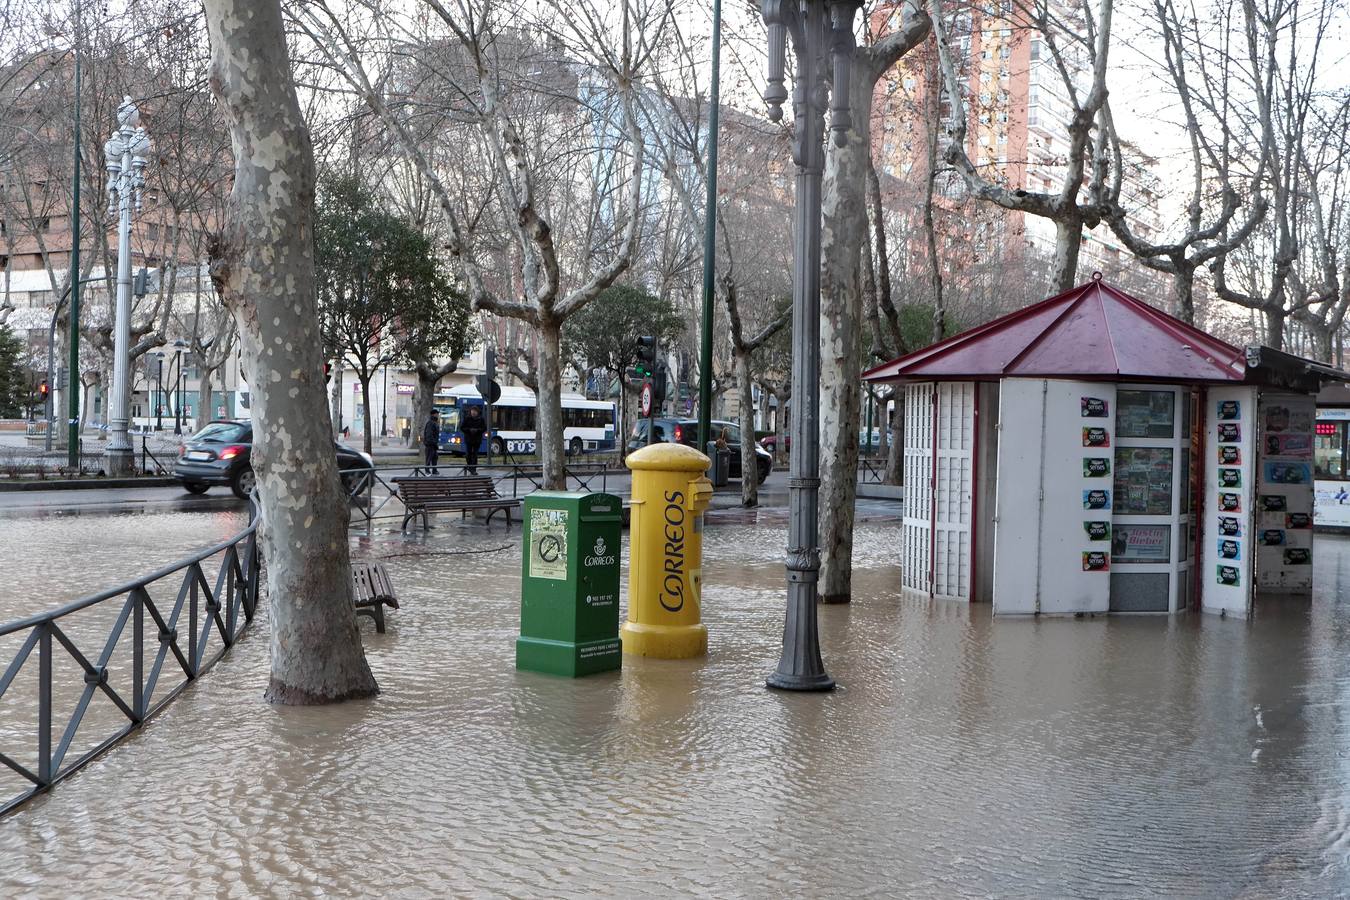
761,0,861,692
153,351,164,431
102,96,150,476
171,339,187,435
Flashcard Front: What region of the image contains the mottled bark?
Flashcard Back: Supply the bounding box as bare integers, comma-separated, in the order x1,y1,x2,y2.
330,362,343,435
203,0,377,705
537,319,565,489
1051,216,1084,294
735,348,758,508
885,398,904,487
818,62,873,606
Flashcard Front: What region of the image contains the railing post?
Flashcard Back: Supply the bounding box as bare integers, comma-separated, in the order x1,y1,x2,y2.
133,590,144,722
37,623,51,785
189,571,198,677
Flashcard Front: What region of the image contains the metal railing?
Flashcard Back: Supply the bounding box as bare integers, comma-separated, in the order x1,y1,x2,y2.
0,502,261,818
857,457,890,485
343,461,620,525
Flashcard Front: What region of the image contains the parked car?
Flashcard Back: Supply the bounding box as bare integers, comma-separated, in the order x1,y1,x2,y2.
628,417,772,484
759,433,790,454
173,420,375,498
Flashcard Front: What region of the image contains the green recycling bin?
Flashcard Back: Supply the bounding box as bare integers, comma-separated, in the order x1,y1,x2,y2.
516,492,623,677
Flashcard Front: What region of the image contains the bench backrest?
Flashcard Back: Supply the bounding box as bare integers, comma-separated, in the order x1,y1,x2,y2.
394,475,500,502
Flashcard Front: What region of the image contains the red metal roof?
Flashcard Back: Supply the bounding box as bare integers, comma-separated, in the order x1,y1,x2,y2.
862,277,1248,384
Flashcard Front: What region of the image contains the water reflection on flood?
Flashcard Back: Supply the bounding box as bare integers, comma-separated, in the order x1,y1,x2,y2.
2,511,1350,897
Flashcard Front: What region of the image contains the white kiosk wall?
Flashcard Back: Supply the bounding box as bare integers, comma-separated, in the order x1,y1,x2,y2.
1202,386,1257,616
992,378,1114,615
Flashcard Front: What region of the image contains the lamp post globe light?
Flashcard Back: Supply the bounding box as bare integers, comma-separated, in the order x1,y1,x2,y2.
102,95,151,475
760,0,862,692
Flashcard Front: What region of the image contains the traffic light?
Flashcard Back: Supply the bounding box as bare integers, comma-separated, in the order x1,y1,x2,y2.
634,336,656,378
38,381,49,399
651,360,668,408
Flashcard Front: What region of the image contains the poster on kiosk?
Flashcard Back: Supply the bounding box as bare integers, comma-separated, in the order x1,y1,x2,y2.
1203,386,1256,617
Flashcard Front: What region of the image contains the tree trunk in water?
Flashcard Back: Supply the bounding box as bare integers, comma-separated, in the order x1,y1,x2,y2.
1051,216,1084,293
735,348,758,508
359,373,374,454
537,318,566,489
1172,267,1196,325
204,0,377,705
884,396,904,486
1266,308,1285,350
818,66,871,605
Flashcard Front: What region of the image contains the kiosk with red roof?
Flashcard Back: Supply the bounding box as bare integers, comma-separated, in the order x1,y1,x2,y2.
863,275,1347,617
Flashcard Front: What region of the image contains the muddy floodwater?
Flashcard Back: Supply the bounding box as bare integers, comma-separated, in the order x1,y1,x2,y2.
2,503,1350,897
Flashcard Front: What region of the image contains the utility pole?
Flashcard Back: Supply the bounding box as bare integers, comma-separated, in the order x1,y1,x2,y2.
102,96,151,475
759,0,863,692
65,0,83,469
696,0,722,453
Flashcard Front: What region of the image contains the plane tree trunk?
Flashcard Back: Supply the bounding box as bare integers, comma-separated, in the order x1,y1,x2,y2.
204,0,378,705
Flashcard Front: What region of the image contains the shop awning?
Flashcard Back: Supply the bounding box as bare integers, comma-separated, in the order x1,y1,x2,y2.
863,277,1248,384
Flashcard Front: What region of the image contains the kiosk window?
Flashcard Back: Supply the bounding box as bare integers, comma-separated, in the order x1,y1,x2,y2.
1116,390,1175,439
1315,421,1346,478
1113,447,1174,515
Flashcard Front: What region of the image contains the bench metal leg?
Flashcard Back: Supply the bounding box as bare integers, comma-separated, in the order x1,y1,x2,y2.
374,604,385,634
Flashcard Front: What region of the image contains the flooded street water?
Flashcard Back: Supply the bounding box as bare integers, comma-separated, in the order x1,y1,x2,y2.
3,501,1350,896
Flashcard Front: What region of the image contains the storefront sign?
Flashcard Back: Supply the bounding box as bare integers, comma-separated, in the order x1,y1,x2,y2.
396,383,415,395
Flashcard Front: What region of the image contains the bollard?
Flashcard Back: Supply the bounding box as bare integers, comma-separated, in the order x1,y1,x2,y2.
621,443,713,658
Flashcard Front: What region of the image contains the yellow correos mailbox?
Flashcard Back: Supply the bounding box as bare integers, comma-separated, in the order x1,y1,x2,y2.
621,442,713,658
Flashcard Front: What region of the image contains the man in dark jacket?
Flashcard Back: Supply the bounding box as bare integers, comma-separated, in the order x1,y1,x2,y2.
461,404,487,474
422,409,441,472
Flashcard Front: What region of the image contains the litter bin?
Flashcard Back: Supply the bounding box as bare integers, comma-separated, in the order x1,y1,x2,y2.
516,492,623,677
706,442,730,488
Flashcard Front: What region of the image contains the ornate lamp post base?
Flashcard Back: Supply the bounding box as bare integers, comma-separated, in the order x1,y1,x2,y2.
759,0,861,692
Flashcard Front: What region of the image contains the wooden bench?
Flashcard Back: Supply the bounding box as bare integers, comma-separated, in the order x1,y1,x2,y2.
392,475,521,530
351,561,399,633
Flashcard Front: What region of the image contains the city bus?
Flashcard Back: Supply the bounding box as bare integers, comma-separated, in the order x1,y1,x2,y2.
434,384,616,456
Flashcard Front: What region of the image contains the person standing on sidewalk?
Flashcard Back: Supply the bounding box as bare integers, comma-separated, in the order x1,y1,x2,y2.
461,404,487,474
422,409,441,473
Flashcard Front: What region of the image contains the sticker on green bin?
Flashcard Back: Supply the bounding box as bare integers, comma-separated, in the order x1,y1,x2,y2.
528,507,568,580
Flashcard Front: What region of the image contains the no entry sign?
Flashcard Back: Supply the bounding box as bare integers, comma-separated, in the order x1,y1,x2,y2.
640,381,653,417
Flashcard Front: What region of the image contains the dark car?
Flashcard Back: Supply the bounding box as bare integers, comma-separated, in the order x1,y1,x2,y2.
173,420,375,498
628,417,772,484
